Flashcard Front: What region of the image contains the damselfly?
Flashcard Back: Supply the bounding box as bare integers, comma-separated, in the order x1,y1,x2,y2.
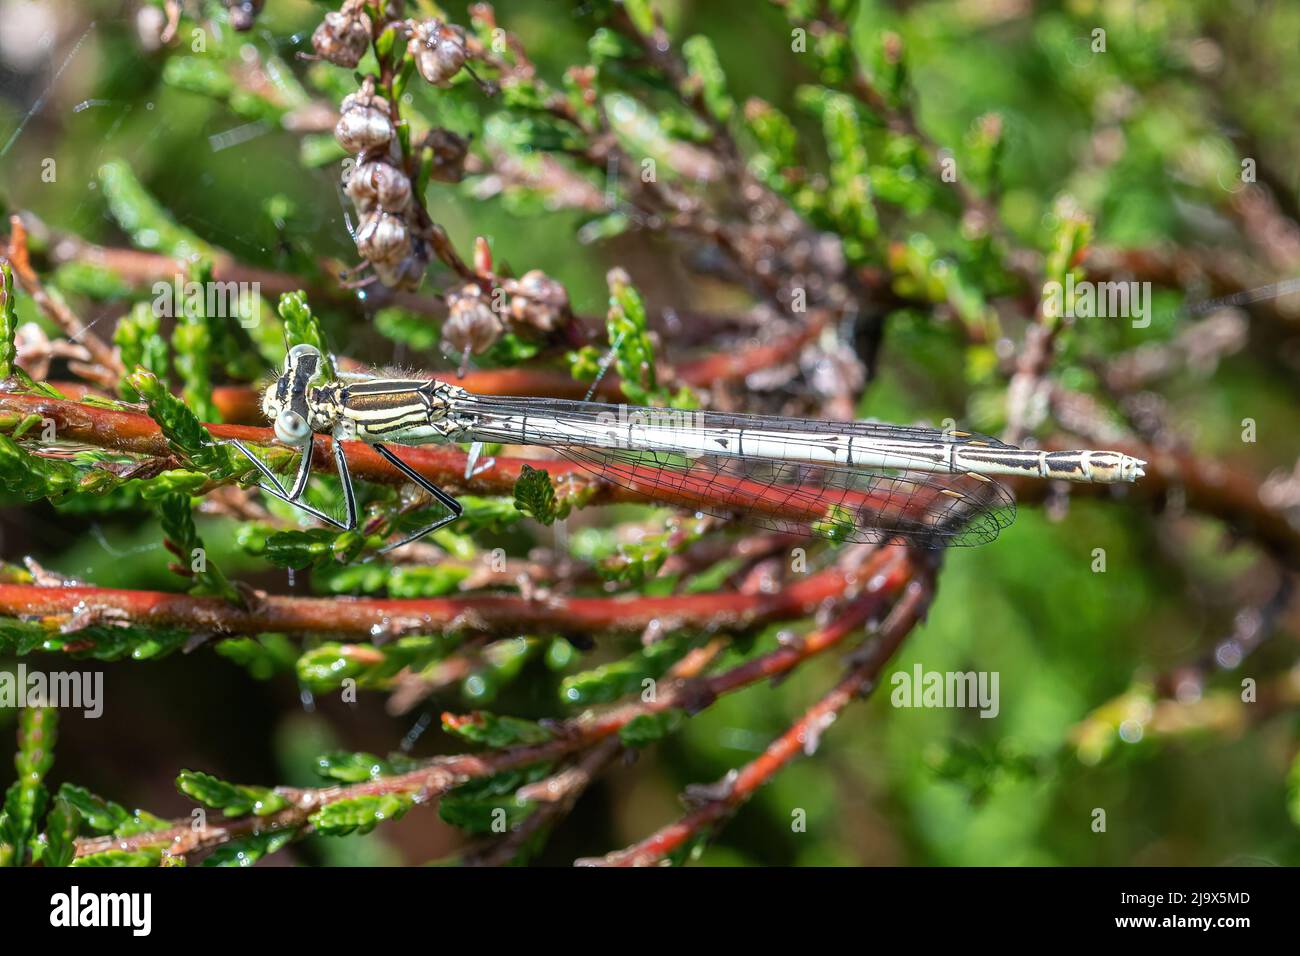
230,345,1146,552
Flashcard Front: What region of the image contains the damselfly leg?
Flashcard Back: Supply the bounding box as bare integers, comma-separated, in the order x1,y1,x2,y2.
464,441,495,479
371,443,463,553
228,437,358,531
581,328,625,402
229,438,458,552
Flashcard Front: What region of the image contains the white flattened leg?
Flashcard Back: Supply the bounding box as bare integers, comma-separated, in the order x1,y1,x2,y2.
464,440,496,479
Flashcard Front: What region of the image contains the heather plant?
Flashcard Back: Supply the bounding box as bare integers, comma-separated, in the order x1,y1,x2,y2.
0,0,1298,867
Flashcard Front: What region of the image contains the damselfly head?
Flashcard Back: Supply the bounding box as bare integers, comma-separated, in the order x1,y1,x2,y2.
262,344,324,445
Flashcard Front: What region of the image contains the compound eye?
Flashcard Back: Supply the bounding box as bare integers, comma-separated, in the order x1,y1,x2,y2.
275,410,311,445
288,343,321,365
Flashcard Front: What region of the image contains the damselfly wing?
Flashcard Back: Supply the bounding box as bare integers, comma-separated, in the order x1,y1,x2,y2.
555,446,1015,546
446,394,1017,546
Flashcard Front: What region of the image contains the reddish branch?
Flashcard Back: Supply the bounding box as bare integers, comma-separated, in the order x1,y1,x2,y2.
585,554,934,866
0,388,608,500
463,636,730,865
0,555,873,643
3,217,123,387
386,532,793,712
49,371,630,421
1155,571,1295,701
23,224,445,319
1084,244,1300,332
73,545,915,862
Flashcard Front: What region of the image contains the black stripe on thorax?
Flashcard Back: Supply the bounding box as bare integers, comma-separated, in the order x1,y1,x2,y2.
360,414,429,435
341,388,432,415
344,380,433,396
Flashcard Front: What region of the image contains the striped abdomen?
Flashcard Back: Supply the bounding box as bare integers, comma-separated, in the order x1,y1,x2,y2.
455,411,1146,484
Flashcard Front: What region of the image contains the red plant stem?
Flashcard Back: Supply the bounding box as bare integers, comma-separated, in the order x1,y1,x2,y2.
0,561,864,641
0,389,625,502
73,547,914,861
566,546,915,737
4,218,122,383
591,560,933,867
463,636,730,865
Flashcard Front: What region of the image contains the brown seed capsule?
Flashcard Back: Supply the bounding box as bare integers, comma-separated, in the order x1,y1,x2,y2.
371,234,431,290
507,269,569,331
443,287,503,355
335,81,395,153
226,0,264,32
378,256,421,289
312,6,372,69
355,210,411,264
374,248,431,290
425,127,469,183
345,160,413,214
408,19,468,88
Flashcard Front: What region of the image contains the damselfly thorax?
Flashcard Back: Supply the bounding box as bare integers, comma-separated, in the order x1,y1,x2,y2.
309,378,464,444
233,344,1146,553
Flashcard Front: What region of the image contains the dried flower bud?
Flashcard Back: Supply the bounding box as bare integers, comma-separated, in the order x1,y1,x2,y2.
345,160,413,213
355,210,411,263
373,251,428,290
312,6,371,68
371,260,414,290
408,19,468,88
335,81,395,153
226,0,263,32
444,287,503,355
424,128,469,183
507,269,569,332
473,235,493,276
371,235,431,290
135,4,166,51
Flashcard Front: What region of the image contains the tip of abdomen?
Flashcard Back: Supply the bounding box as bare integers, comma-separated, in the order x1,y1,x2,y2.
1086,451,1146,483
